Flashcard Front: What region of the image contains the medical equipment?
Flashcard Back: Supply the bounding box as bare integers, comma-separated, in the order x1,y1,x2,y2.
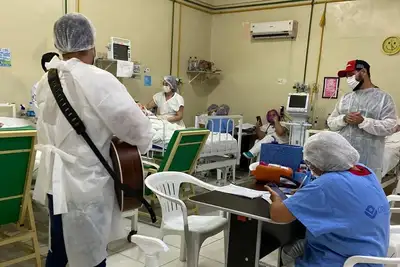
286,93,309,114
293,82,310,93
286,93,311,146
0,103,16,118
107,37,131,61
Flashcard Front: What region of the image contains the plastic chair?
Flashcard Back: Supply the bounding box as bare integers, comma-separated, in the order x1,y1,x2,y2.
343,256,400,267
125,129,210,241
130,235,169,267
145,171,228,267
0,126,41,266
388,195,400,262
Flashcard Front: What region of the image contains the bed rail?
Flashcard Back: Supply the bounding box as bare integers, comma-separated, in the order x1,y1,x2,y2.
195,114,243,164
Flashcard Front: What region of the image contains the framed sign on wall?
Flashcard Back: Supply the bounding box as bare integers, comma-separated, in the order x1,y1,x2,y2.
322,77,340,99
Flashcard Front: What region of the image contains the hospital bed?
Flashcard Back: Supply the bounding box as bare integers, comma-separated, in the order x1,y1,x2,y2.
147,115,243,183
381,131,400,191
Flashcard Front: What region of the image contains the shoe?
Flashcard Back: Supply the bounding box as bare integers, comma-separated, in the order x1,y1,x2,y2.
243,151,255,159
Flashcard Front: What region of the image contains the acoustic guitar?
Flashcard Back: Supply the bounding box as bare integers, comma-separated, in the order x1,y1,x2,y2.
110,136,144,212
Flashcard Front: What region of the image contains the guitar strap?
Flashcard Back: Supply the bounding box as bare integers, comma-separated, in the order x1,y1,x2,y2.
47,68,156,223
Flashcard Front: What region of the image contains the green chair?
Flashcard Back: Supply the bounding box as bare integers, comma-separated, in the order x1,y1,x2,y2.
0,126,42,266
145,128,210,174
140,129,210,221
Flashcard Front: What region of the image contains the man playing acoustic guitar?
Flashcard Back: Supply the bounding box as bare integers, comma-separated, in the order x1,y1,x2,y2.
33,13,153,267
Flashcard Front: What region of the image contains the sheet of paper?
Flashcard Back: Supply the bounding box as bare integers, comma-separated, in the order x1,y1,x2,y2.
262,194,272,204
116,60,134,78
215,184,266,199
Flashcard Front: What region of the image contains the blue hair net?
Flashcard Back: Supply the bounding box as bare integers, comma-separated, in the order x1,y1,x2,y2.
163,76,178,92
216,104,230,115
53,13,96,54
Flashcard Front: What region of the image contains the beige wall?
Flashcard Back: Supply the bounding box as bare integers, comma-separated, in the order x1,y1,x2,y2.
0,0,212,126
3,0,400,127
208,0,400,127
173,5,213,125
0,0,62,115
209,5,310,121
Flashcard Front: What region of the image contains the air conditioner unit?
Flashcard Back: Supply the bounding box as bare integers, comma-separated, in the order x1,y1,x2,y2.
251,20,298,40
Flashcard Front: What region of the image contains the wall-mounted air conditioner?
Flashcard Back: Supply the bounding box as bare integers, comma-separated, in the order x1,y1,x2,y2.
250,20,298,40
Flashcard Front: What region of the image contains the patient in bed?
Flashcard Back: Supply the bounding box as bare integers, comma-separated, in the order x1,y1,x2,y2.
243,109,289,159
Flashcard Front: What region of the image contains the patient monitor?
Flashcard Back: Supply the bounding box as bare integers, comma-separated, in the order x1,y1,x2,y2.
286,93,309,114
286,93,311,146
107,37,131,61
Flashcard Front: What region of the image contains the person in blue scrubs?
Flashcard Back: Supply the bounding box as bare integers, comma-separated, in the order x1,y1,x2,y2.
265,131,390,267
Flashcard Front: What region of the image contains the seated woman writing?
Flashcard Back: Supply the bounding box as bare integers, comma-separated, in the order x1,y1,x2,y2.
265,131,389,267
243,109,289,159
145,76,185,127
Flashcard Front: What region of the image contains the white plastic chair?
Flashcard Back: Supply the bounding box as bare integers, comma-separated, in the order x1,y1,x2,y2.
343,256,400,267
144,171,229,267
343,195,400,267
130,235,169,267
388,195,400,262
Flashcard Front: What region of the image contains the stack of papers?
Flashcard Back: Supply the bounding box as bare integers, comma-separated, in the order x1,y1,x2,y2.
216,184,266,199
116,60,134,78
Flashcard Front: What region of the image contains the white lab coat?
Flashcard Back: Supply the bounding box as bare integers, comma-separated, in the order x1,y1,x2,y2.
327,88,397,179
153,91,185,127
33,57,153,267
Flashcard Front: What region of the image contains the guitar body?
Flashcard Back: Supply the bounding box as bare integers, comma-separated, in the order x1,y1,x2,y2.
110,137,144,212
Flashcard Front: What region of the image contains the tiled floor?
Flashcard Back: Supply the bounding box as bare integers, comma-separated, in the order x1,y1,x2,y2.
0,171,279,267
107,220,279,267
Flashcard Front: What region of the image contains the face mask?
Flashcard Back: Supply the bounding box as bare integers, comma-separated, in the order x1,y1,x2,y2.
347,74,364,91
163,85,171,93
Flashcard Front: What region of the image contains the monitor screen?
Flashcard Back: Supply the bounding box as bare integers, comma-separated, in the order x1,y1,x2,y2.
288,95,307,108
112,43,129,61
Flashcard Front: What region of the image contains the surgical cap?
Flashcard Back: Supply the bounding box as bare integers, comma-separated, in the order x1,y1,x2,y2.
216,104,230,115
164,76,178,92
304,131,360,172
207,104,219,113
53,13,96,54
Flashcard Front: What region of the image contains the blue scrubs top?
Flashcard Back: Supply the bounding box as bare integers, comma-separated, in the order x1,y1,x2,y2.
283,165,390,267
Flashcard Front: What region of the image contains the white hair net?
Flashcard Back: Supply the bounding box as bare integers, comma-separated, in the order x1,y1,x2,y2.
304,131,360,172
53,13,96,54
